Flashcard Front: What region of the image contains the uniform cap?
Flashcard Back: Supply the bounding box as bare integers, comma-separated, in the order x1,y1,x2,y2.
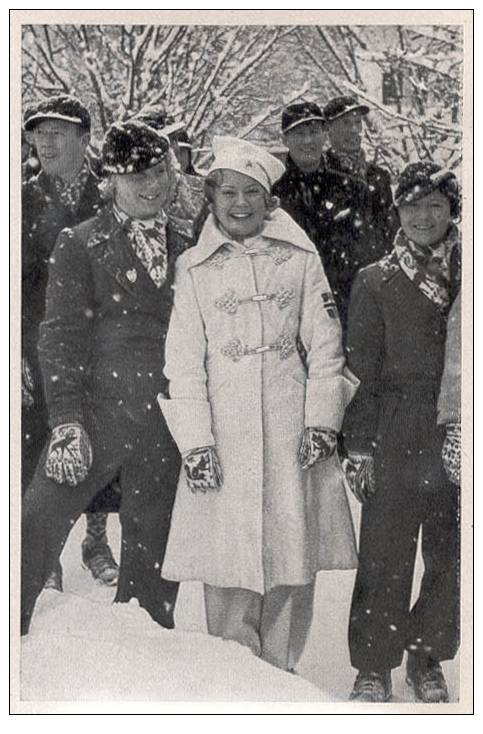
281,101,325,133
323,96,370,123
24,94,91,132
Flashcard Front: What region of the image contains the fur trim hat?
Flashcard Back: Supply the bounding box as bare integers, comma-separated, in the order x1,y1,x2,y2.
281,102,325,134
208,135,285,192
394,161,460,217
323,96,369,123
23,94,91,132
101,120,170,176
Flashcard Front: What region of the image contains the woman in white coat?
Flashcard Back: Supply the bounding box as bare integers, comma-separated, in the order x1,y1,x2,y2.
159,136,358,671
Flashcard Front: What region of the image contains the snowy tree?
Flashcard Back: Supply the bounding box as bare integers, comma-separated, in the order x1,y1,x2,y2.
296,25,463,174
21,24,463,173
22,25,296,146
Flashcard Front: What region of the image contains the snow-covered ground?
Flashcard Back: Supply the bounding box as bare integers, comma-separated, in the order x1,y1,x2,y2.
19,497,459,705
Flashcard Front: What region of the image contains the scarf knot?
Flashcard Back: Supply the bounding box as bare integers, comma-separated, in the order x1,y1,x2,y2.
113,204,168,289
393,224,460,312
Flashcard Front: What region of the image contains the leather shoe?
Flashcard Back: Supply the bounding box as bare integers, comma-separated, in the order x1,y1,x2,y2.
349,670,392,702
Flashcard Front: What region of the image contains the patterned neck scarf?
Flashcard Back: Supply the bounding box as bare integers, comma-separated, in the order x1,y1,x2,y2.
329,149,368,180
393,223,460,312
113,203,168,289
52,161,91,212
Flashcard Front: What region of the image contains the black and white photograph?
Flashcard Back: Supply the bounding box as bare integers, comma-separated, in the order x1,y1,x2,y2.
10,9,473,713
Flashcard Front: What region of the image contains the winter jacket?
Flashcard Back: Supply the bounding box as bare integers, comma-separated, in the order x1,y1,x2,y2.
159,208,358,593
274,151,398,334
38,204,190,430
22,166,102,364
342,244,461,500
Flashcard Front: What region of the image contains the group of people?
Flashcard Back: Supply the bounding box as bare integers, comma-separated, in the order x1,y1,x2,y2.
20,91,461,705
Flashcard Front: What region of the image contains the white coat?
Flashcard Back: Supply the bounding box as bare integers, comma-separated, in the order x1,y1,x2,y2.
159,209,358,593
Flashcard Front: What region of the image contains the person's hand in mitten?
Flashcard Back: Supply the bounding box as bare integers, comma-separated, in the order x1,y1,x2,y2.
45,423,93,487
442,422,461,485
343,452,376,503
183,446,223,493
299,427,338,470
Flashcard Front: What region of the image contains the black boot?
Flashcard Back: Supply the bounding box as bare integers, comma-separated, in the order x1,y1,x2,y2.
82,512,119,585
349,670,392,702
406,654,449,703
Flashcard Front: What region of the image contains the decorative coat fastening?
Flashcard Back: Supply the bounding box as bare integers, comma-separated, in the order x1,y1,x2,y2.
215,286,296,314
221,332,296,362
206,244,293,269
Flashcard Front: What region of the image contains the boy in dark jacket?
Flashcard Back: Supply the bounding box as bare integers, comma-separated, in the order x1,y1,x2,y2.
22,95,119,588
343,162,461,703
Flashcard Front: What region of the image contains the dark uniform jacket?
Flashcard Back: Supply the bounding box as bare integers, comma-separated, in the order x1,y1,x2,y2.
22,167,102,362
342,251,458,465
38,205,189,430
21,165,104,491
274,151,398,333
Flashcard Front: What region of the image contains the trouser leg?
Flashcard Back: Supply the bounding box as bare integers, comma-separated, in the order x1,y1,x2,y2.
114,427,180,628
204,585,262,656
84,511,108,544
21,404,48,495
21,407,127,635
408,484,460,662
259,582,315,671
349,489,421,672
21,451,120,635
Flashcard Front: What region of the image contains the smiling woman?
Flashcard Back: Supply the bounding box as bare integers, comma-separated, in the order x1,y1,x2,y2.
158,135,358,674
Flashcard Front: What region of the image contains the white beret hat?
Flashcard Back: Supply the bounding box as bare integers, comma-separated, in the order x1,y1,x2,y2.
208,135,286,192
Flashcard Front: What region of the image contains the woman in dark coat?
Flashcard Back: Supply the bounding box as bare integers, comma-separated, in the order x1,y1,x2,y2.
21,120,192,636
343,162,461,703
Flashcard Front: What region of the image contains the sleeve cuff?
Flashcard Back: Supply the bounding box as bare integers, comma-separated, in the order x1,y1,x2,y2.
48,408,85,429
305,369,359,432
157,396,215,455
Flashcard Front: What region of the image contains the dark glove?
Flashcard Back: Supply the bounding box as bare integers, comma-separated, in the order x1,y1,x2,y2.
22,358,34,408
442,423,461,485
183,446,223,493
343,452,376,503
299,427,338,470
45,423,93,487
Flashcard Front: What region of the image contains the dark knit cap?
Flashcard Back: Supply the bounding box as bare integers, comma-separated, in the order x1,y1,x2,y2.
281,102,325,133
395,161,460,216
323,96,369,123
101,120,170,176
24,94,91,132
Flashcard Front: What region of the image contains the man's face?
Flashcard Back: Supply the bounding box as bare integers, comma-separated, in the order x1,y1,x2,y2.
327,111,363,153
113,161,171,220
30,119,89,178
398,191,452,249
283,121,325,171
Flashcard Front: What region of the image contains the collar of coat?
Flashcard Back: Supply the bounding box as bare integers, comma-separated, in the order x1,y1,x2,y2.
32,158,96,193
324,148,380,182
185,208,317,269
86,203,125,249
